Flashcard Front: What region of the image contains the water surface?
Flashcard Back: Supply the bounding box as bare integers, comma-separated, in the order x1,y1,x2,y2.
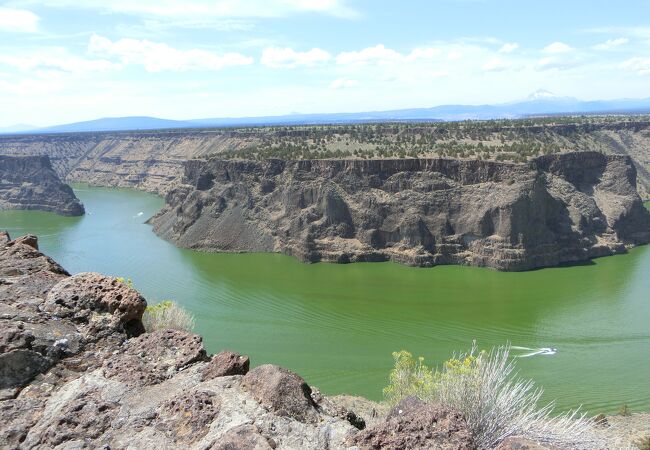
1,185,649,414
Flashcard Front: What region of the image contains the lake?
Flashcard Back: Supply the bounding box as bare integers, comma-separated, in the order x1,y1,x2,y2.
1,185,649,414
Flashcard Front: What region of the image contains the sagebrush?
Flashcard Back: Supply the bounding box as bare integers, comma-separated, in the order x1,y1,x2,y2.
142,300,195,332
383,344,601,449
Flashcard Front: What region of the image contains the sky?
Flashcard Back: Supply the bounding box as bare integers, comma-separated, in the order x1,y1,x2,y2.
1,0,650,126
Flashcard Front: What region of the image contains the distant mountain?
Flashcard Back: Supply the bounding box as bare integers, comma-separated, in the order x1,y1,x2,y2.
6,94,650,134
0,124,37,134
187,95,650,126
32,116,198,134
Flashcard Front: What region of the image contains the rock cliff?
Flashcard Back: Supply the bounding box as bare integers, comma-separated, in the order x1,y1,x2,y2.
0,155,84,216
0,232,476,449
150,152,650,271
1,118,649,198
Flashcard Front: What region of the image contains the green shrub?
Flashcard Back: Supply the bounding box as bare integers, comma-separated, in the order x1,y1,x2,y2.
383,344,600,449
142,300,195,332
116,277,133,288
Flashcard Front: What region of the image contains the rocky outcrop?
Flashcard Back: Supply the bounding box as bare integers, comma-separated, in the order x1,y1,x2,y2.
0,155,84,216
150,152,650,271
349,396,475,449
201,350,250,380
0,233,378,449
0,130,252,195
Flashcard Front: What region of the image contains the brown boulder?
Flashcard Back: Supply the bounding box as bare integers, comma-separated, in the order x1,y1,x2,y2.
350,396,475,450
156,389,221,444
0,234,68,279
103,329,208,386
241,364,319,423
44,272,146,336
12,235,38,250
201,350,250,380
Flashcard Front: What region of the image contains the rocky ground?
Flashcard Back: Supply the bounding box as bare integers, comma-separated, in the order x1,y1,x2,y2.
593,413,650,449
150,152,650,271
0,155,84,216
1,232,649,449
0,231,475,449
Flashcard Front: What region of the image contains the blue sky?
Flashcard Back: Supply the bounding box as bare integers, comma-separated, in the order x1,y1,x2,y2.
1,0,650,126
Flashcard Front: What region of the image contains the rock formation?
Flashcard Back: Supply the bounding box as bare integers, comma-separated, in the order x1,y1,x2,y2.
4,232,459,449
1,118,649,198
0,155,84,216
150,152,650,271
350,396,475,449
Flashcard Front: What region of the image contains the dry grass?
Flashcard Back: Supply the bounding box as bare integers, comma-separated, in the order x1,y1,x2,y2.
384,344,603,449
142,300,195,332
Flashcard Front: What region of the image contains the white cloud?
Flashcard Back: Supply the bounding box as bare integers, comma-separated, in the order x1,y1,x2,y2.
482,57,510,72
88,35,253,72
0,78,64,95
593,37,629,50
542,42,573,54
430,70,449,78
0,7,39,33
0,51,117,74
584,26,650,39
282,0,357,17
406,47,442,60
498,43,518,53
447,50,463,60
329,78,358,89
536,56,579,71
335,45,444,66
29,0,357,19
261,47,331,68
336,44,402,65
621,57,650,76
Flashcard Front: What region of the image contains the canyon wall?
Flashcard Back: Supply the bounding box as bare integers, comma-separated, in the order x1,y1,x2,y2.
150,152,650,271
0,155,84,216
0,119,649,198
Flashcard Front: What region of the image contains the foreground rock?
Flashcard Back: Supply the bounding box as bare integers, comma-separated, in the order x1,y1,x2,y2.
0,155,84,216
350,396,475,449
151,152,650,271
1,232,646,449
0,233,370,449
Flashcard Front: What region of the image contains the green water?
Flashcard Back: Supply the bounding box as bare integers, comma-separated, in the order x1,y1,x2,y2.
1,186,649,414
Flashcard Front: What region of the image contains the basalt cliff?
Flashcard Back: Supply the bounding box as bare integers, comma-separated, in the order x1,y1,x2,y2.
150,152,650,271
0,155,84,216
0,118,649,199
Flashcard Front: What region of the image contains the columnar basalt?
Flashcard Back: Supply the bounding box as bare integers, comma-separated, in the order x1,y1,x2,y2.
150,152,650,271
0,155,84,216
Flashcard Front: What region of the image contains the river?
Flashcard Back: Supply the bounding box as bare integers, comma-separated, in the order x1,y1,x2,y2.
1,185,649,414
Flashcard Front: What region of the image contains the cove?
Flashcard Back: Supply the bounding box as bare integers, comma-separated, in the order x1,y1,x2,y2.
1,184,649,414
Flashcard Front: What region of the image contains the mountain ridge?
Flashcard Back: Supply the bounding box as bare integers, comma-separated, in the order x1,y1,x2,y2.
5,95,650,135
